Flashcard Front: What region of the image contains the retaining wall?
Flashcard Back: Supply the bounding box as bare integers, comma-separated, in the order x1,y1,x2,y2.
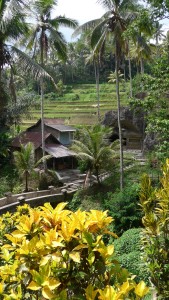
0,187,76,215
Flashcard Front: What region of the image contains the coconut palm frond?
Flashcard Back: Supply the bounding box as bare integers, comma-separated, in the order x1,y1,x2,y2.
14,142,35,175
1,0,23,19
0,8,27,37
5,13,28,40
119,0,139,11
97,0,113,10
35,154,52,167
71,125,117,184
71,140,92,157
72,19,101,38
23,26,40,51
74,151,94,162
97,146,116,162
50,30,67,61
92,29,108,55
50,16,78,29
11,46,57,87
90,18,108,49
34,0,56,16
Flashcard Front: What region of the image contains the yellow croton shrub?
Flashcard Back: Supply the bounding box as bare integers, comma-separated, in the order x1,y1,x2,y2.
0,203,149,300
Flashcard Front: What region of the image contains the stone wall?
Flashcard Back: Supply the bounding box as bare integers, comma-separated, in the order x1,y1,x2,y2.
0,187,76,215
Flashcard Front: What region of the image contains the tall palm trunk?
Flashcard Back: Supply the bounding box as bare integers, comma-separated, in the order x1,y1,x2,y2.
140,57,144,74
40,29,46,170
128,42,133,98
94,60,101,122
156,33,159,58
40,78,45,167
95,166,101,185
115,45,124,191
9,67,17,128
25,171,29,192
122,57,126,91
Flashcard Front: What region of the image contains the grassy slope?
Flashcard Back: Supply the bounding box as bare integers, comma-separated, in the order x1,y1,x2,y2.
21,83,129,129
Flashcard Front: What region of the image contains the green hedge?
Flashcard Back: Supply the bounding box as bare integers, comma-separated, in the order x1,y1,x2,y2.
114,228,150,284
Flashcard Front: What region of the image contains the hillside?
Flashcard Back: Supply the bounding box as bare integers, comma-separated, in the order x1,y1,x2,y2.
21,83,129,129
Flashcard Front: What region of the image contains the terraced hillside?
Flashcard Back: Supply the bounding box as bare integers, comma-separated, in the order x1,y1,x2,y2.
21,83,129,129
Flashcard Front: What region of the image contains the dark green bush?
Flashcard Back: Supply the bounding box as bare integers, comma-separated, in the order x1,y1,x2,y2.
103,183,142,235
114,228,150,284
70,93,80,100
114,228,141,254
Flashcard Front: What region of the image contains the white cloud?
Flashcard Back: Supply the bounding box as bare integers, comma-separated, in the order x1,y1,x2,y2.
54,0,106,41
56,0,106,24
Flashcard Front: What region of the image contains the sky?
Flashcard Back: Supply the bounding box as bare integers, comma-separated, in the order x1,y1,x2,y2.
55,0,106,41
55,0,169,42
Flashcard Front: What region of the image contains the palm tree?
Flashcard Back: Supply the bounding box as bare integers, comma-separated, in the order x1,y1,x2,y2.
0,0,58,131
73,0,138,190
127,9,154,75
14,142,51,191
86,49,101,122
14,142,35,192
71,124,117,185
25,0,78,168
154,21,165,58
0,0,28,129
130,36,153,74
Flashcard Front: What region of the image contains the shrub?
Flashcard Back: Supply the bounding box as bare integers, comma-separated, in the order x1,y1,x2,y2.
44,92,57,100
0,203,149,299
72,93,80,100
114,228,150,284
103,184,143,235
140,159,169,299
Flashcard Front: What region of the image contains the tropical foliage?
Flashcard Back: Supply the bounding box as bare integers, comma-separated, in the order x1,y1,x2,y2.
71,124,117,184
0,0,29,129
0,202,149,299
140,159,169,299
114,228,150,283
13,142,35,192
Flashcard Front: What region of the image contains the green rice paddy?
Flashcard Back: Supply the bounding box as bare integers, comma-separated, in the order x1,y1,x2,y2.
21,83,129,129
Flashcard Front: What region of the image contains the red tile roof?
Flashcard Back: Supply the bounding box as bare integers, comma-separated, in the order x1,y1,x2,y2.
12,132,51,149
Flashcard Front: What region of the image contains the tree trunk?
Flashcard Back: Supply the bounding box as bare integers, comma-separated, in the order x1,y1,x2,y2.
94,60,101,122
96,167,101,185
40,29,46,170
140,57,144,74
115,45,124,191
40,78,46,169
156,34,159,58
25,172,28,192
122,57,126,91
9,67,17,128
128,43,133,98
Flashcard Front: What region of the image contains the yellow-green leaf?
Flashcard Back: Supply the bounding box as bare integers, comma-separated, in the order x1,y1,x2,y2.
27,281,41,291
69,251,81,263
0,282,4,294
40,256,51,266
42,286,55,299
135,281,149,297
42,278,61,290
85,284,98,300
